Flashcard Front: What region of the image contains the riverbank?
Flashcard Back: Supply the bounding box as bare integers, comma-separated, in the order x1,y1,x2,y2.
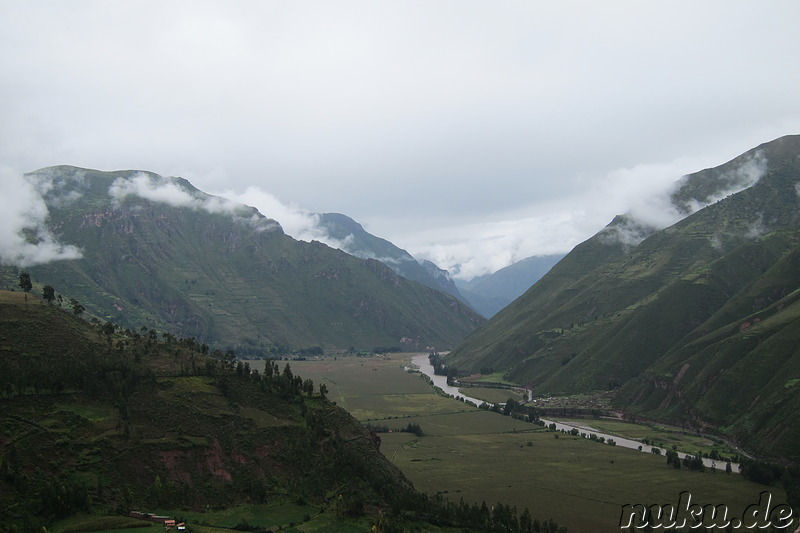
409,353,740,473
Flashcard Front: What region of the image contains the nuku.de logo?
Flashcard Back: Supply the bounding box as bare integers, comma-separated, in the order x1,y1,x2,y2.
619,491,795,529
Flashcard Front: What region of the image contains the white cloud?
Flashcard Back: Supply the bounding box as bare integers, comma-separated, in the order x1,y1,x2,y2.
209,186,352,248
108,173,281,232
1,2,798,278
109,173,196,208
399,157,712,278
0,167,82,267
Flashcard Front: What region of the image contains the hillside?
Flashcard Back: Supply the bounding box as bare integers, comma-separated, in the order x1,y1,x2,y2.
445,134,800,461
3,167,483,356
0,290,425,530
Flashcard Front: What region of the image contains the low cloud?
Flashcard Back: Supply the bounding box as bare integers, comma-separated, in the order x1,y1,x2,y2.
596,152,768,248
109,173,280,232
390,152,771,278
210,186,356,250
397,158,704,278
672,151,767,215
0,167,83,267
109,172,197,208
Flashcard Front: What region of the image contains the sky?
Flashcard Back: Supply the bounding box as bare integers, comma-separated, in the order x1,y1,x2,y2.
2,1,799,278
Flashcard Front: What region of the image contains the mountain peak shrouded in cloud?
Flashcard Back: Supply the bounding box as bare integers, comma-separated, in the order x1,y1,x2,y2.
108,171,282,233
1,3,799,278
599,148,770,248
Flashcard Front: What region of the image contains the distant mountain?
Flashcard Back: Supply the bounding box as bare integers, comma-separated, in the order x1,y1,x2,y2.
445,135,800,461
455,254,564,317
4,167,483,355
317,212,465,301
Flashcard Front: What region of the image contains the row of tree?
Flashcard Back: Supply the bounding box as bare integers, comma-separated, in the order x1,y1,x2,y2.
364,422,424,437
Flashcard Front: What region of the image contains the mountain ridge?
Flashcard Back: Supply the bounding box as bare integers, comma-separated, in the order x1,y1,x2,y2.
4,166,483,355
455,254,564,317
444,134,800,461
316,212,466,302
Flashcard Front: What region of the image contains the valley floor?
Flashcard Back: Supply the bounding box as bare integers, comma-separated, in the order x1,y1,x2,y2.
253,354,790,532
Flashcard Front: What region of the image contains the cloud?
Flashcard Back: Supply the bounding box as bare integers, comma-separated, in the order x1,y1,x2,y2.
0,167,83,267
1,2,797,280
109,172,196,208
109,173,280,232
595,152,768,248
397,157,708,278
672,151,767,215
209,186,357,250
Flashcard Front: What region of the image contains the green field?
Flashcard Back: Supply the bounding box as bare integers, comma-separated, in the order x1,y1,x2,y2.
457,385,525,404
257,354,792,532
551,417,739,459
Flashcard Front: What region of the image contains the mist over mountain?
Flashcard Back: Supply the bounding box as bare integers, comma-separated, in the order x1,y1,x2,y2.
316,212,465,302
2,166,483,355
446,134,800,460
455,254,564,317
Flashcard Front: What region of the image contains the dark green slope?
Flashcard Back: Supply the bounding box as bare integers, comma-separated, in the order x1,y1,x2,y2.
0,291,416,529
445,135,800,459
11,166,483,354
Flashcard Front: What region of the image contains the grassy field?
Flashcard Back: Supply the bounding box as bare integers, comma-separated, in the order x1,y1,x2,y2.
550,417,739,459
55,504,472,533
256,354,792,533
456,385,525,404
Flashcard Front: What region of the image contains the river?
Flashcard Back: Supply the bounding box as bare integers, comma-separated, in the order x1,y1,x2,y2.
409,354,740,473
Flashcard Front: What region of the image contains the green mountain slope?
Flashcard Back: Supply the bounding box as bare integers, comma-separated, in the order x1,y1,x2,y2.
0,290,418,530
5,167,483,355
445,134,800,460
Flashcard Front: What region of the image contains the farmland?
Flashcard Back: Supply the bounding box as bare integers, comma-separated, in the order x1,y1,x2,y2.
257,353,792,532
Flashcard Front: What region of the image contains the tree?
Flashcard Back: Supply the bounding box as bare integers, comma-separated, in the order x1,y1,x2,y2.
18,272,32,292
42,285,55,303
70,298,85,315
503,398,519,416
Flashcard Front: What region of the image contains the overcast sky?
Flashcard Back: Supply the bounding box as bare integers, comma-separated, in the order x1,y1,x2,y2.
2,1,799,278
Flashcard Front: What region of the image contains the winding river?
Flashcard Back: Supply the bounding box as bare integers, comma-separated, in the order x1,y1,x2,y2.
410,354,740,473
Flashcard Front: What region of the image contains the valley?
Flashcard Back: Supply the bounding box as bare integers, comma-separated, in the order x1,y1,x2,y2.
2,136,800,531
258,353,787,532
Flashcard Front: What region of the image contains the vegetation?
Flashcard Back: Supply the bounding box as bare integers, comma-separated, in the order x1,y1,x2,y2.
0,289,503,533
1,166,483,358
445,135,800,462
283,353,794,532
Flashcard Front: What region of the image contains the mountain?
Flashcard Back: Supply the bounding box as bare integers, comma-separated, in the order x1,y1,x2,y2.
455,254,564,317
0,290,461,531
445,135,800,461
4,167,483,355
317,212,464,301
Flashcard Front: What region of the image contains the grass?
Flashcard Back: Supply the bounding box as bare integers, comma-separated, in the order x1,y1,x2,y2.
56,402,116,423
275,352,791,533
456,386,525,404
550,417,738,458
55,502,471,533
54,514,154,532
171,501,320,529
